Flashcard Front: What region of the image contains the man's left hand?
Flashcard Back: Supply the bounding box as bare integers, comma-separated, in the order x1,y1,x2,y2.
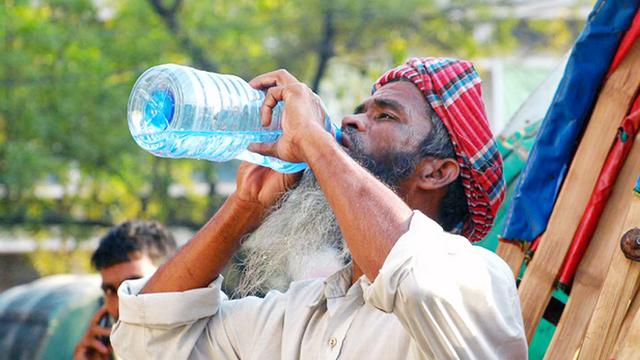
234,161,301,214
248,70,332,164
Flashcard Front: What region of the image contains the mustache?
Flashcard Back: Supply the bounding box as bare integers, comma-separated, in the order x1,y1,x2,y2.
343,127,376,167
342,127,418,189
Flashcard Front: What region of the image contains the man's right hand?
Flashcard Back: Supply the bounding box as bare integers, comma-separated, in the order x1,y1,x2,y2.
73,306,112,360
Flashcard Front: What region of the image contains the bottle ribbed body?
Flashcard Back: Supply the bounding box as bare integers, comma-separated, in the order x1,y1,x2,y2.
128,64,310,173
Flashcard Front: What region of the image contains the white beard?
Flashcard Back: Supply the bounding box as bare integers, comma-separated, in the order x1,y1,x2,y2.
233,170,350,298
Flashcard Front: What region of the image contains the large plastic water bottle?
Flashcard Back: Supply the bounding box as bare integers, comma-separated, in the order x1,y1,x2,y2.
127,64,340,173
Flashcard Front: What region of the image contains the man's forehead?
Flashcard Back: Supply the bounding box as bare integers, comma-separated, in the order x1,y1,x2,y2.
359,80,429,115
374,79,421,95
100,256,156,284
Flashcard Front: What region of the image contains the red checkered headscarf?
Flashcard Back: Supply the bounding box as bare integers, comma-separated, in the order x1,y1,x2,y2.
373,57,505,243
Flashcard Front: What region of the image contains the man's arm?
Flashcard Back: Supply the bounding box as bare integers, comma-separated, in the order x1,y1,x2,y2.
362,211,528,358
111,164,300,359
302,133,412,281
140,193,261,293
141,163,300,294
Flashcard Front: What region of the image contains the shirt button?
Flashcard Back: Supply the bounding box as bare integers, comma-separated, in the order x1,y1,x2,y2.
328,337,337,348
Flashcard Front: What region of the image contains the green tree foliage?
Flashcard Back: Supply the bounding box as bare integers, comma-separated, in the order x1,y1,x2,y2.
0,0,583,254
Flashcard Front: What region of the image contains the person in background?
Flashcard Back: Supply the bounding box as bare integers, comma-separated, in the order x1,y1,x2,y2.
73,220,177,360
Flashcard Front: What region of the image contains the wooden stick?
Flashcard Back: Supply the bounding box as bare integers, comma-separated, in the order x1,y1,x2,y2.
517,39,640,342
578,193,640,359
616,291,640,359
603,273,640,358
545,140,640,359
613,285,640,356
496,240,526,279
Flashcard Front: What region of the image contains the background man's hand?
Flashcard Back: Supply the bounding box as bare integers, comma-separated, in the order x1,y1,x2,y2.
73,306,112,360
248,69,331,164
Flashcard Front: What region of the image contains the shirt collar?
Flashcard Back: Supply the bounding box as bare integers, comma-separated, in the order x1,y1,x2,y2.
307,265,353,308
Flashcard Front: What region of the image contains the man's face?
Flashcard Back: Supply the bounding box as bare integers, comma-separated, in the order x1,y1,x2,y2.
341,80,432,186
100,254,156,320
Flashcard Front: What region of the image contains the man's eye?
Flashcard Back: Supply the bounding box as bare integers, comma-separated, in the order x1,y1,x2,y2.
379,113,395,120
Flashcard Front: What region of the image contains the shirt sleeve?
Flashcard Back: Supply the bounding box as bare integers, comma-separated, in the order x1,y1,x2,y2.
110,276,241,360
362,211,528,359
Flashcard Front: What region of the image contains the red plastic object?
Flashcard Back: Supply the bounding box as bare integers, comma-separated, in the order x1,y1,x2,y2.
558,96,640,287
607,10,640,77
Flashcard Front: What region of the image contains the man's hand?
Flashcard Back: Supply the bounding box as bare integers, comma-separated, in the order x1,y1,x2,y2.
234,161,301,214
248,70,331,164
73,306,112,360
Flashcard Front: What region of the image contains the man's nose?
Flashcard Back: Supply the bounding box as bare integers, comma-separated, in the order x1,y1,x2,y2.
341,114,366,132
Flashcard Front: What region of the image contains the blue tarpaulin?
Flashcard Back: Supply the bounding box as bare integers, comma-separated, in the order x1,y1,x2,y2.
501,0,640,242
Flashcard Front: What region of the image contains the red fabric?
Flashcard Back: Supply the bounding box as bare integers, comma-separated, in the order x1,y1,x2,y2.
558,95,640,287
530,235,541,254
374,57,505,243
607,10,640,77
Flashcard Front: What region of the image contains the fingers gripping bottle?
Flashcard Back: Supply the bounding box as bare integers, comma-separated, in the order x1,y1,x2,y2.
127,64,341,173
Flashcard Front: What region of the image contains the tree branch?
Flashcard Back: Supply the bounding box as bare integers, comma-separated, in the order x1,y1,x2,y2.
147,0,218,71
311,5,336,93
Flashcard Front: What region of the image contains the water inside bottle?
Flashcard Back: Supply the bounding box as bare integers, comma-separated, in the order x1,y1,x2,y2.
133,130,282,162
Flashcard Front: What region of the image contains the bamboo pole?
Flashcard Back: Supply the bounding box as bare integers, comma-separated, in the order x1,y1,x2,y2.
496,240,526,279
544,139,640,358
517,40,640,342
615,293,640,359
578,193,640,359
612,286,640,356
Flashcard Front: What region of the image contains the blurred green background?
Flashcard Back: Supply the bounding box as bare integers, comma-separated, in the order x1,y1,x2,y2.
0,0,588,285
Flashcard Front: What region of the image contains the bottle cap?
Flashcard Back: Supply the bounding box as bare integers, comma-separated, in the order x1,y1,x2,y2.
143,89,175,130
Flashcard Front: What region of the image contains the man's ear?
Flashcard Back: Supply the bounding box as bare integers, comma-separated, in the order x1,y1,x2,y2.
415,157,460,191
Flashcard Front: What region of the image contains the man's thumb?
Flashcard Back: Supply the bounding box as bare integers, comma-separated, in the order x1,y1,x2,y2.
248,142,278,157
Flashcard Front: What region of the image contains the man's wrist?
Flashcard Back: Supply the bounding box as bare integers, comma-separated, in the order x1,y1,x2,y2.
298,128,340,166
226,193,268,230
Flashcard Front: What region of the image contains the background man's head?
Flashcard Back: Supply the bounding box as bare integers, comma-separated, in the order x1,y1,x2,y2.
91,220,177,319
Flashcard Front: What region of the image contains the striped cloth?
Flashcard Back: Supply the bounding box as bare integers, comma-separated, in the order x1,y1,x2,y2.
373,57,505,243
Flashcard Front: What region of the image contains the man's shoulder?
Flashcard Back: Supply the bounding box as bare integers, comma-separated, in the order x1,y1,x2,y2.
471,245,516,281
410,211,514,281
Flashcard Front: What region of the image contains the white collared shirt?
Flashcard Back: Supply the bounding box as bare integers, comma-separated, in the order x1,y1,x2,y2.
111,211,527,359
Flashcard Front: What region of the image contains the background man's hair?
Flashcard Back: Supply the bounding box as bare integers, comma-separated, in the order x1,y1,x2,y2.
91,220,177,270
418,111,469,232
